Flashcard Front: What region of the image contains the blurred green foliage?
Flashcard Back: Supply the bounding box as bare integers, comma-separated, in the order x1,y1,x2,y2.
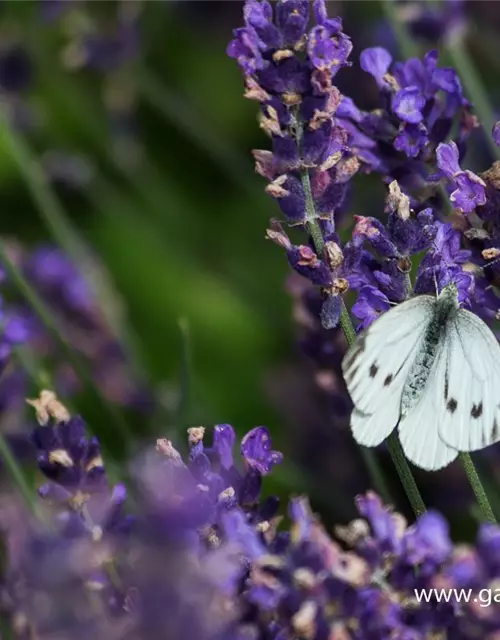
2,0,500,519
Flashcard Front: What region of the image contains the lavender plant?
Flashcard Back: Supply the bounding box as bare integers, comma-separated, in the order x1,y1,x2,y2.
1,391,500,638
4,0,500,638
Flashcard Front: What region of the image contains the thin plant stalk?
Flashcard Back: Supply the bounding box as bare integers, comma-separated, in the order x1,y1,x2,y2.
0,433,36,513
298,147,418,511
460,452,497,523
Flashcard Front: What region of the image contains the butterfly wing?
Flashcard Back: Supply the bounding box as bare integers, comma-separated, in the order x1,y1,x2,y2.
438,308,500,452
398,342,459,470
342,295,434,447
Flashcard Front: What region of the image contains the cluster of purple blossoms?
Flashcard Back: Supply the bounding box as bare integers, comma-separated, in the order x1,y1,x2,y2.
228,0,500,515
2,391,500,637
229,0,500,334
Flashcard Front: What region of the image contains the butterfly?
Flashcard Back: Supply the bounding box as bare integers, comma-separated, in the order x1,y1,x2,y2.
342,282,500,470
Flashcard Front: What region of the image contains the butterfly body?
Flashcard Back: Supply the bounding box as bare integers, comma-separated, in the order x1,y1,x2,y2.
342,283,500,470
401,284,459,417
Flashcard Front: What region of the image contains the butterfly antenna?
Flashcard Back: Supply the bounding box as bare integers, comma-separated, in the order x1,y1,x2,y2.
432,267,439,297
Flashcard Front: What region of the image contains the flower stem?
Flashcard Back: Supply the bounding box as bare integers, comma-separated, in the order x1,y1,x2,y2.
0,433,36,513
459,452,497,523
385,434,426,516
299,164,410,509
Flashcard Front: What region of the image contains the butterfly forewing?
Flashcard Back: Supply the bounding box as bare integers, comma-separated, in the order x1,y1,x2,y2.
342,295,434,417
398,340,458,470
438,308,500,452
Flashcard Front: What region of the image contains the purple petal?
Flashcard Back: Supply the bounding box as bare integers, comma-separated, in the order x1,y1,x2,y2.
241,427,283,475
360,47,392,88
436,141,461,177
213,424,236,470
392,86,426,124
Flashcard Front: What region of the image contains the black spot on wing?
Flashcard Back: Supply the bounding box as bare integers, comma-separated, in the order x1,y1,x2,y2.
447,398,458,414
471,403,483,419
384,374,393,387
493,419,499,442
369,363,379,378
444,372,449,401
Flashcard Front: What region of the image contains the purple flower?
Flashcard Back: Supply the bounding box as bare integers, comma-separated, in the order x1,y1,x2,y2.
275,0,310,45
32,415,106,493
493,121,500,147
227,27,266,75
0,45,33,93
352,286,391,330
213,424,236,470
241,426,283,475
39,0,71,21
360,47,392,89
392,86,426,123
307,21,352,74
394,122,428,157
436,141,486,213
403,511,452,568
404,0,466,44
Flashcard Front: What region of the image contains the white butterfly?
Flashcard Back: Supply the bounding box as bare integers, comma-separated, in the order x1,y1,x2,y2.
342,283,500,471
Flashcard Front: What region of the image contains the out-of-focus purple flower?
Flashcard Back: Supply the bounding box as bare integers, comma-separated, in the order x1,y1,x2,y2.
0,243,151,412
0,45,33,93
493,121,500,147
400,0,466,45
39,0,74,21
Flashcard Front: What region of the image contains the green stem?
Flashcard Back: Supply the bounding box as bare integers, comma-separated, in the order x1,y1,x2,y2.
0,241,132,457
341,290,425,516
460,452,497,523
386,435,426,516
438,14,500,161
0,433,36,513
299,164,401,507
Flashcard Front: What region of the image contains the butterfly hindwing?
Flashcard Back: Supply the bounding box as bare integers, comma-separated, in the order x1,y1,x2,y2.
438,308,500,452
398,341,458,471
342,295,434,414
342,295,434,447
